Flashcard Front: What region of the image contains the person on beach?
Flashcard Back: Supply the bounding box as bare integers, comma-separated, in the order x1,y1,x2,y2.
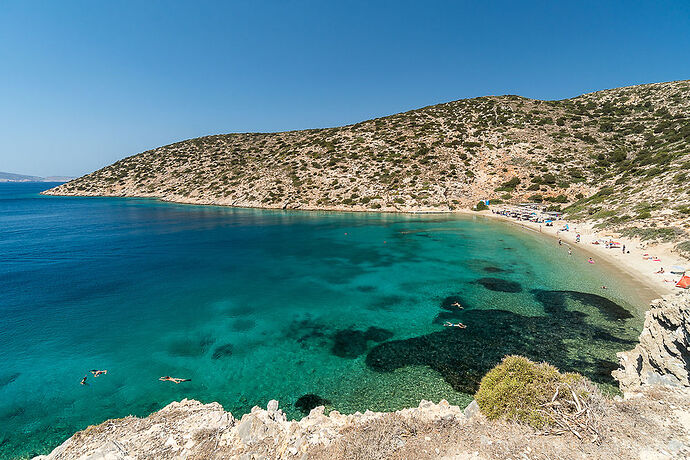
655,267,665,274
80,375,87,385
622,244,626,253
444,322,467,328
90,369,107,377
159,376,191,384
451,301,463,309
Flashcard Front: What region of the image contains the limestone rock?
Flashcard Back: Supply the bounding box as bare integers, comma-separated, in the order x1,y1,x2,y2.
613,291,690,391
463,400,480,419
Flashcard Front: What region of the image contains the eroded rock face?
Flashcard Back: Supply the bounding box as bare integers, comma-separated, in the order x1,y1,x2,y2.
34,398,465,459
613,291,690,391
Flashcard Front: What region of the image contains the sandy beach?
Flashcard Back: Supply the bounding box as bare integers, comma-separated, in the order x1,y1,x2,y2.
479,210,688,299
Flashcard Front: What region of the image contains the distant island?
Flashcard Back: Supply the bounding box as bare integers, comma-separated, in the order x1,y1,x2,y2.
0,171,74,183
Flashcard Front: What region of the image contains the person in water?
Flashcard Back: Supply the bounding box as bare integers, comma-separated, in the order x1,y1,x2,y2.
443,322,467,328
159,376,191,384
451,301,463,309
568,248,572,256
588,257,595,264
90,369,108,377
80,375,87,385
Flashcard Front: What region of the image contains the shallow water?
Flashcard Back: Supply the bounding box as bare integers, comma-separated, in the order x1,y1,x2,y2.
0,183,645,459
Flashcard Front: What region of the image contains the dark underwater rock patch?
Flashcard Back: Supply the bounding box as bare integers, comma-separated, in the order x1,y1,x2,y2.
295,393,331,414
364,326,394,342
440,295,465,311
482,265,508,273
0,405,26,421
168,336,215,358
482,266,505,273
561,291,634,320
433,311,464,324
231,319,256,331
475,277,522,293
592,330,636,345
332,326,394,358
211,343,234,360
285,316,330,349
366,287,639,393
356,285,377,293
531,289,633,320
436,295,469,324
0,372,20,388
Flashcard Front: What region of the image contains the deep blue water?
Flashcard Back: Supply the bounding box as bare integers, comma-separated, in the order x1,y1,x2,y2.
0,183,646,458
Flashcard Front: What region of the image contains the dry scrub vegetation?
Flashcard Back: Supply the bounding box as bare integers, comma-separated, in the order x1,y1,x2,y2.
475,356,606,442
46,80,690,242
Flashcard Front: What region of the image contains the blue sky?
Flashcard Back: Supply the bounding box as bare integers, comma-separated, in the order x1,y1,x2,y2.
1,1,689,177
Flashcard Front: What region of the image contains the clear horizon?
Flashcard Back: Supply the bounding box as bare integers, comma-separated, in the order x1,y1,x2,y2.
1,0,689,177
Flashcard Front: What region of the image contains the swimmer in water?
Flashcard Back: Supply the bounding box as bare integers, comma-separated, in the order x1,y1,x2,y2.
80,375,87,385
159,376,191,384
90,370,108,377
443,322,467,329
451,301,463,309
568,248,572,256
588,257,595,264
601,286,607,289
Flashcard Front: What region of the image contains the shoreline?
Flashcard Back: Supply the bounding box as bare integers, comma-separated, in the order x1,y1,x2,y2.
41,191,688,298
477,210,686,300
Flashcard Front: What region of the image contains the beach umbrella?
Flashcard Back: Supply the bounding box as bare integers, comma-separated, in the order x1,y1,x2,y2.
670,265,686,274
677,275,690,289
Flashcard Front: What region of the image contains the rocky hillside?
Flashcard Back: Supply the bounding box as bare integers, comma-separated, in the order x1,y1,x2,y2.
44,80,690,240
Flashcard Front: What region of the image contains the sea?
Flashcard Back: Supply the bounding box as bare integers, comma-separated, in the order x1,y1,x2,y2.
0,182,648,458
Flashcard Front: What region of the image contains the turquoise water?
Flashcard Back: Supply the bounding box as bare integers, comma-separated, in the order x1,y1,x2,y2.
0,183,646,459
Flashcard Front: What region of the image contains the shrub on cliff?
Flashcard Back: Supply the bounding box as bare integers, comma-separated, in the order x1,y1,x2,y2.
475,356,602,431
475,201,488,211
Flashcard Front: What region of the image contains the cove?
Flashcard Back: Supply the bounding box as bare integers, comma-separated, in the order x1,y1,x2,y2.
0,183,645,459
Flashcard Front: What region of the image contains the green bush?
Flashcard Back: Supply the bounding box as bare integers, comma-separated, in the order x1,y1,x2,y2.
528,194,543,202
475,356,593,429
475,201,488,211
622,226,684,242
502,177,521,188
496,177,521,192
